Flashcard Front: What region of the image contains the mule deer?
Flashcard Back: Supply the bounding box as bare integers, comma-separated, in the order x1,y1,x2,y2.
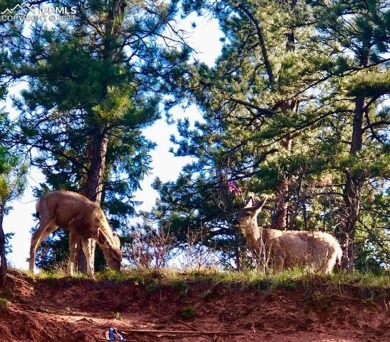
29,190,122,278
234,196,342,273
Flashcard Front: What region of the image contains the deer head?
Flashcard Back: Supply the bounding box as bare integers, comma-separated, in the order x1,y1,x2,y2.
234,196,269,228
98,229,122,271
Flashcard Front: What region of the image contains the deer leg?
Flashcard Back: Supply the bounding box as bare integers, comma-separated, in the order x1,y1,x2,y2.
68,230,78,277
323,249,337,274
272,254,285,273
271,243,285,273
89,239,96,276
82,238,95,279
29,220,57,273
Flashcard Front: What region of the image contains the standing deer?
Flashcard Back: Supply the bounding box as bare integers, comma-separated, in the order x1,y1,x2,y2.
234,196,342,273
29,190,122,278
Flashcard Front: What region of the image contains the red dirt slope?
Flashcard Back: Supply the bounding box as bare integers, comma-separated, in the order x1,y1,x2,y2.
0,269,389,342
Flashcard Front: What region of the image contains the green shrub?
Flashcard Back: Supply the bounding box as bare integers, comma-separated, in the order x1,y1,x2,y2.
179,305,196,320
0,298,10,311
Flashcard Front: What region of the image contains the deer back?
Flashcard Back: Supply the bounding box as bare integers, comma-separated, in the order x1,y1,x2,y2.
38,191,98,237
266,229,341,270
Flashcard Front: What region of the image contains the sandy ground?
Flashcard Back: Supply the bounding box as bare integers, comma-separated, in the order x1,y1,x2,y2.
0,269,389,341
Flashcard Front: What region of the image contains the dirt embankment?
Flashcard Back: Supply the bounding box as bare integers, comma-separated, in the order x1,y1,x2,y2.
0,269,389,342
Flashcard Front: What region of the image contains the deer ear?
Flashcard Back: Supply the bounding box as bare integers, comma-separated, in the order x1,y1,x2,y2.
244,196,255,208
254,196,268,211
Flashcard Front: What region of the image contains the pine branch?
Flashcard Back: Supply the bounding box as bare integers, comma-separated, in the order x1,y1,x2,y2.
236,3,275,87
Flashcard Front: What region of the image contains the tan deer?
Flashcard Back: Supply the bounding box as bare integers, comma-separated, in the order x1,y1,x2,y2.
29,190,122,278
234,196,342,273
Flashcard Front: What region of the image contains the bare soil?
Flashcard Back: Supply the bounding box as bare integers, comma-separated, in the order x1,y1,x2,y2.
0,269,389,342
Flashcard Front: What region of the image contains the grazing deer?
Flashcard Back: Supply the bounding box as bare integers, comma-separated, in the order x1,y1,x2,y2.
29,190,122,278
234,196,342,273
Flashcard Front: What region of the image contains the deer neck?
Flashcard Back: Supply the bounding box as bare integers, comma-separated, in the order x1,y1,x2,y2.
244,218,262,248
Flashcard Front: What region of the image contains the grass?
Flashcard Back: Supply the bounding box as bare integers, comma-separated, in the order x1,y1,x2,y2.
29,266,390,292
334,270,390,288
179,305,197,320
119,267,389,295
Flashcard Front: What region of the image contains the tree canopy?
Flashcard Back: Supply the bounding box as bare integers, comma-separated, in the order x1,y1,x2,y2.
154,0,390,271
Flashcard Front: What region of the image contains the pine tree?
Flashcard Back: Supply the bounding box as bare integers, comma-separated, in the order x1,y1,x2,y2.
155,0,390,270
4,0,189,271
312,0,390,269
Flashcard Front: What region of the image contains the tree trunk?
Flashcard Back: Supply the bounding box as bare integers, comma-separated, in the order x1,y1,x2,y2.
77,128,109,273
75,1,124,274
272,177,289,230
271,0,297,230
82,129,109,202
0,206,7,286
340,96,365,270
272,103,295,231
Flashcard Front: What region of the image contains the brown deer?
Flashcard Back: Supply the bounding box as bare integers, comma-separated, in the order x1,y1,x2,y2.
29,190,122,278
234,196,342,273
